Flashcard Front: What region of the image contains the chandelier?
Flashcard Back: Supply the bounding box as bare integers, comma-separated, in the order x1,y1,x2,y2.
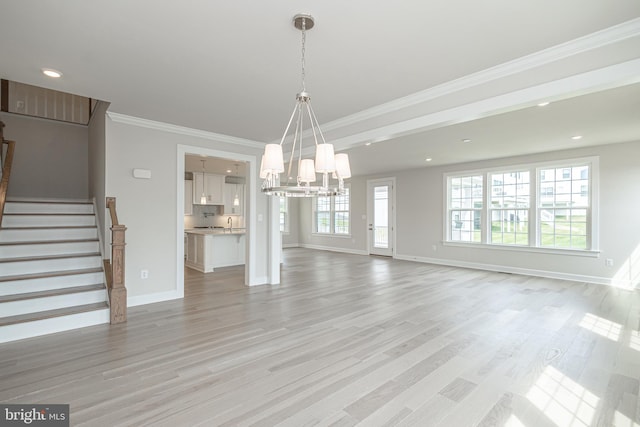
260,14,351,197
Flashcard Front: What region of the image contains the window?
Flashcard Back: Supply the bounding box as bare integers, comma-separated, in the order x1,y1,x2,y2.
334,188,350,235
279,197,289,233
489,170,529,245
448,175,482,243
538,165,590,249
314,187,350,235
315,196,331,233
445,158,597,252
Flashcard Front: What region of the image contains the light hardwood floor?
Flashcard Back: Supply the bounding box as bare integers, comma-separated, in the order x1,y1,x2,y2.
1,248,639,426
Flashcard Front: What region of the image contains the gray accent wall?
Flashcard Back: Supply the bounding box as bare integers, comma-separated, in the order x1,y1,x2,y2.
0,112,88,199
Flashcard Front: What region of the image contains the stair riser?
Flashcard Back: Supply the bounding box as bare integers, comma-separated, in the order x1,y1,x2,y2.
0,256,102,277
0,272,104,296
0,241,100,259
0,308,109,343
0,289,107,317
4,202,94,215
2,215,96,227
0,228,98,243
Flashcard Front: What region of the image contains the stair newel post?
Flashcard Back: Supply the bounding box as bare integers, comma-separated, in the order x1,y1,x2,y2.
106,197,127,324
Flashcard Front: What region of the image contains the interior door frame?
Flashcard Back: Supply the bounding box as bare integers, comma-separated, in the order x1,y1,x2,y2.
177,145,258,292
366,177,396,257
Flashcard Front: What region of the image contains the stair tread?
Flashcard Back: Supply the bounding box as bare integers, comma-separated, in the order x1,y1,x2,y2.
0,238,98,246
6,199,93,205
0,267,104,283
1,225,97,230
3,212,94,217
0,252,101,263
0,284,105,303
0,302,108,326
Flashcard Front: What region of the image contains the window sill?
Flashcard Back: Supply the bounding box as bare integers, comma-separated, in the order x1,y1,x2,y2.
442,241,600,257
311,233,352,239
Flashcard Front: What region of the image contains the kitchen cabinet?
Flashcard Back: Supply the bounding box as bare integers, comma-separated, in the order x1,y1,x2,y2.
184,180,193,215
185,230,246,273
224,183,244,216
193,173,224,205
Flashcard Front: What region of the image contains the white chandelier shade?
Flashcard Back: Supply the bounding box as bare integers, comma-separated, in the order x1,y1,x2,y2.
299,158,317,183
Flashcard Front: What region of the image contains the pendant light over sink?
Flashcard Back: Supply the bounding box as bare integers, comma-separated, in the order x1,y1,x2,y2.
200,159,207,205
260,14,351,198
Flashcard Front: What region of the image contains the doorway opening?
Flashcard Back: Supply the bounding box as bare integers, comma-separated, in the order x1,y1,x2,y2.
176,145,258,297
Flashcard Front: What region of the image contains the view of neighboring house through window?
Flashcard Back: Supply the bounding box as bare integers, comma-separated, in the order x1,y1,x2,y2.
314,186,350,235
446,158,596,251
334,188,350,235
490,170,530,245
448,175,483,243
538,165,589,249
279,197,289,233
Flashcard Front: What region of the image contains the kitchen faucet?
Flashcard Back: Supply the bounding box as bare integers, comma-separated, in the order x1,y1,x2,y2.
227,216,232,231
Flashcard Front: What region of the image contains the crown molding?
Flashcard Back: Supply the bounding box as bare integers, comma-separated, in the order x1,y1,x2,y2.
330,58,640,150
107,111,265,149
316,17,640,136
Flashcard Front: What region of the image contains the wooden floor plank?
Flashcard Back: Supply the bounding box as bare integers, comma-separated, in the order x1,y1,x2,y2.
0,248,638,426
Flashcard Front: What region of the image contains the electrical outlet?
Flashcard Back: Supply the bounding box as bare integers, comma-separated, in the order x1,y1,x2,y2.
141,269,149,279
16,100,25,111
605,259,613,267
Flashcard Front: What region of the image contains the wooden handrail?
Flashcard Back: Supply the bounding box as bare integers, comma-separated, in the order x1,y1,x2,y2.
0,120,16,228
106,196,127,324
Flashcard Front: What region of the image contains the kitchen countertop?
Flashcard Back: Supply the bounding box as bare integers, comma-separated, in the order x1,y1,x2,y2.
185,228,246,235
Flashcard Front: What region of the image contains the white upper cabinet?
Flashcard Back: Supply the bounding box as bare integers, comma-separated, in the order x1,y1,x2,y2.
193,173,224,205
224,183,244,216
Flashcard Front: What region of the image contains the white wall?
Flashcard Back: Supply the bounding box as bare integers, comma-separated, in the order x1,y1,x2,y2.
0,112,88,199
296,140,640,287
88,101,109,256
282,198,301,247
104,115,270,302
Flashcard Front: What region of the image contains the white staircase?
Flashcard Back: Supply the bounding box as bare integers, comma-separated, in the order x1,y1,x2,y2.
0,199,109,343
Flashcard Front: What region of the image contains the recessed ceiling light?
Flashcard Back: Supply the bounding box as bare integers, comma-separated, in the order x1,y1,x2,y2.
365,142,372,146
537,102,550,107
42,68,62,78
571,135,583,140
226,169,232,173
425,158,432,162
462,138,472,143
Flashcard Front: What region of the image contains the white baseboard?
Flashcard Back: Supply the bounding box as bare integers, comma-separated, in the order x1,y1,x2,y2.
283,243,300,248
249,275,270,286
127,290,182,307
394,253,619,287
299,244,368,256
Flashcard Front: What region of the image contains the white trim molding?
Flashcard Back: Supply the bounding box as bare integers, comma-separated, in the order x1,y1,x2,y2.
108,112,264,149
128,290,182,307
317,18,640,135
394,254,615,288
299,243,368,256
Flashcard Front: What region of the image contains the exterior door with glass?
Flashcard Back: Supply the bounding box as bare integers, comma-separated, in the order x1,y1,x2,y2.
367,178,394,256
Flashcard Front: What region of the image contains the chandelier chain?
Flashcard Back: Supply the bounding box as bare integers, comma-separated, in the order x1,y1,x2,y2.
301,18,306,92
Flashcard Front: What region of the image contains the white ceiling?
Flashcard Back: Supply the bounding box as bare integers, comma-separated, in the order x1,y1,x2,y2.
2,1,640,176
